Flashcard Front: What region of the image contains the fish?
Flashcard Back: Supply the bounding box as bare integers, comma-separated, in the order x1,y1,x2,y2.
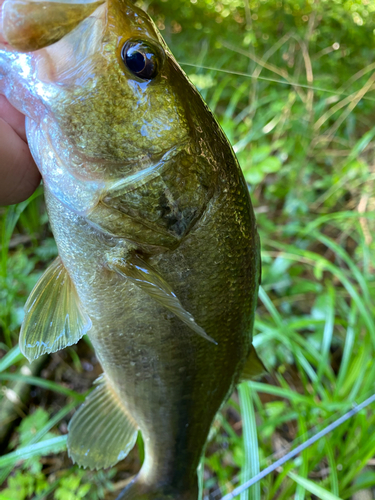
0,0,263,498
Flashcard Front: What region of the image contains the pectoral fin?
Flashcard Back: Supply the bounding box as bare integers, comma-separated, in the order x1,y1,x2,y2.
2,0,104,52
109,255,217,344
240,345,267,381
19,257,91,363
68,375,138,470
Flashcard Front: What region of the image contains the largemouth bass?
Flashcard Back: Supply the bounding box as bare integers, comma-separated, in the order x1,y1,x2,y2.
0,1,262,498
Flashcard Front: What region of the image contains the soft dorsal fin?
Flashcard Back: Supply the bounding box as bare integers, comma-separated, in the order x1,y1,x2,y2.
2,0,104,52
108,255,217,345
240,345,267,381
19,256,91,362
68,374,139,470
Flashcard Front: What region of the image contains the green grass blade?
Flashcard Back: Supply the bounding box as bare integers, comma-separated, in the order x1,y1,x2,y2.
263,241,375,346
0,435,67,468
0,373,85,400
340,432,375,489
239,383,260,500
258,287,283,328
312,231,371,306
198,455,204,500
325,439,339,496
288,472,343,500
0,189,43,277
0,345,22,373
295,412,308,500
30,402,76,445
345,124,375,164
32,480,60,500
303,211,375,234
0,402,76,484
343,471,375,499
335,304,357,395
315,285,335,389
249,381,316,407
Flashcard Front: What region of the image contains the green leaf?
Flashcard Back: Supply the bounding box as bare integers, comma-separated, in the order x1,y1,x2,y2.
258,156,282,174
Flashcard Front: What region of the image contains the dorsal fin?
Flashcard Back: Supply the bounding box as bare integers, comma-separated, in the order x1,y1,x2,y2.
240,345,267,381
108,254,217,345
2,0,104,52
19,256,91,362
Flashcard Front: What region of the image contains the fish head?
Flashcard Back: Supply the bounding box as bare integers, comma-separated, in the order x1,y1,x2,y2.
2,0,195,167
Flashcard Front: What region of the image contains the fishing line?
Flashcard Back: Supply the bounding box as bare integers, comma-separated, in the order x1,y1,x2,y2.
114,392,375,500
179,62,375,103
217,392,375,500
206,391,368,500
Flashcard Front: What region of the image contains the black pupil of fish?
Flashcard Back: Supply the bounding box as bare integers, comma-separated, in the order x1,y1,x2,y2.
122,42,159,80
126,50,146,74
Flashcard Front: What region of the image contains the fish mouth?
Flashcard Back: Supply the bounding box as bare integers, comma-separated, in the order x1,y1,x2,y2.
1,0,106,52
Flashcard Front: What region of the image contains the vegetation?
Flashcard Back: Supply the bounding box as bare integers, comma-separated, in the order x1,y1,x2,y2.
1,0,375,498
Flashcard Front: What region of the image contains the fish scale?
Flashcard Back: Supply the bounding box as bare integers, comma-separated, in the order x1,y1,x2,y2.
0,0,264,498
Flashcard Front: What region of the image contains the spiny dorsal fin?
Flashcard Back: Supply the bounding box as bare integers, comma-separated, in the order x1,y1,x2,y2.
2,0,104,52
109,255,217,345
68,375,139,470
19,256,91,362
240,345,267,381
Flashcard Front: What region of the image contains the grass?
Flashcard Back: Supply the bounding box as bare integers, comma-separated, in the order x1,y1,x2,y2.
2,0,375,498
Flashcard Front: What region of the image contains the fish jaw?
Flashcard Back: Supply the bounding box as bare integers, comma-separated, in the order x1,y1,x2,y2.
1,0,105,52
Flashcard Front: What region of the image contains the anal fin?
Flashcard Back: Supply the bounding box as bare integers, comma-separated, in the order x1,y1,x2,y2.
108,255,217,345
240,345,267,381
19,256,91,363
68,375,138,470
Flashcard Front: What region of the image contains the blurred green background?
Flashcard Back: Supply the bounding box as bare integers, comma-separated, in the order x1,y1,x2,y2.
2,0,375,498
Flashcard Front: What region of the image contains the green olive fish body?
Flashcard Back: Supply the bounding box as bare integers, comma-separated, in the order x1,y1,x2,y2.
0,1,262,498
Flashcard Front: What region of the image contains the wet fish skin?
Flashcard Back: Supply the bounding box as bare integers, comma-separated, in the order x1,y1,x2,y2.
0,1,261,499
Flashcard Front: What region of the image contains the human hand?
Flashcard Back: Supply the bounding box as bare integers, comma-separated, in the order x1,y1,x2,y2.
0,0,41,205
0,95,41,205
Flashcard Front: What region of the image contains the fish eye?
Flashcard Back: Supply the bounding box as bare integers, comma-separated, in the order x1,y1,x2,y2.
121,39,164,80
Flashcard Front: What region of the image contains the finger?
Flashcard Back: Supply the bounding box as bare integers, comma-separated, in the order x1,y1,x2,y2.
0,117,41,205
0,95,27,141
